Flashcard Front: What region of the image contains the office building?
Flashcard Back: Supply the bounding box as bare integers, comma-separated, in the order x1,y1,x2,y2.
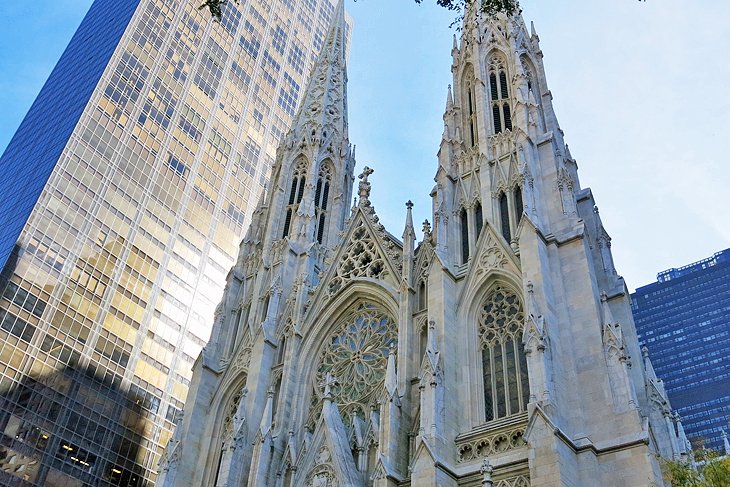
632,248,730,451
0,0,347,484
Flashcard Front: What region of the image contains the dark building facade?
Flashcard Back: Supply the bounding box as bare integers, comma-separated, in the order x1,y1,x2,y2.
631,248,730,451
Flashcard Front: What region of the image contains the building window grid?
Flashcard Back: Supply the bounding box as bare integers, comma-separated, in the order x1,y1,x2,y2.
0,1,346,486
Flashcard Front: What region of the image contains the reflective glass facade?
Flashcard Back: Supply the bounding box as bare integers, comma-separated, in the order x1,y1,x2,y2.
631,248,730,451
0,0,347,484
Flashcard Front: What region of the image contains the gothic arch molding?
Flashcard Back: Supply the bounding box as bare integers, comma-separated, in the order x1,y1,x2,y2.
202,372,249,485
457,272,525,427
290,281,400,432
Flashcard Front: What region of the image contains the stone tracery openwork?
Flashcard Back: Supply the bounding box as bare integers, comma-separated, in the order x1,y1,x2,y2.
479,286,524,347
328,221,387,295
479,286,530,421
221,387,244,440
309,303,397,427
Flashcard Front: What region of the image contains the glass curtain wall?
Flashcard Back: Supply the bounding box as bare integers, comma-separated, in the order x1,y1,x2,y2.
0,0,348,485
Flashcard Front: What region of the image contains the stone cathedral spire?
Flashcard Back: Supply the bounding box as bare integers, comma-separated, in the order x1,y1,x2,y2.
162,6,685,487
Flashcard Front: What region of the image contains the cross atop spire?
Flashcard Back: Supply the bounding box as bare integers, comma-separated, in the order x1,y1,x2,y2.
358,166,374,206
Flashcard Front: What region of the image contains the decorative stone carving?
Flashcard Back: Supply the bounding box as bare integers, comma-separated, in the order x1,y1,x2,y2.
309,303,397,427
456,425,527,463
328,221,388,295
476,233,511,274
496,476,531,487
479,286,524,347
357,166,374,207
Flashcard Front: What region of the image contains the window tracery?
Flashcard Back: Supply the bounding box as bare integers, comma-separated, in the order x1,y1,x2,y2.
479,286,529,421
308,303,397,428
328,222,387,295
283,157,308,238
462,65,479,148
489,55,512,134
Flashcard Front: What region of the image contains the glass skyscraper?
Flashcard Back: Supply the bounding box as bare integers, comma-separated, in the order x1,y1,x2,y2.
631,248,730,452
0,0,347,484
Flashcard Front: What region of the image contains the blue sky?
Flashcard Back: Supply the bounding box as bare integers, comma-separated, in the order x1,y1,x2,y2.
1,0,729,290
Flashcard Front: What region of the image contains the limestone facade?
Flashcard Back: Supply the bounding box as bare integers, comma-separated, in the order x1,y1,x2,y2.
158,3,688,486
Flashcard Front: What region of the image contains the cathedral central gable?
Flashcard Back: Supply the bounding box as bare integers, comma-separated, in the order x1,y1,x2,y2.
307,204,403,317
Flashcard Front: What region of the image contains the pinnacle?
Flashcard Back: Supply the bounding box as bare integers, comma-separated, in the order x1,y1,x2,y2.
289,0,348,138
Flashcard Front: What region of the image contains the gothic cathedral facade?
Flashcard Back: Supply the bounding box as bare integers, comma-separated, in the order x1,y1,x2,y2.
159,2,688,486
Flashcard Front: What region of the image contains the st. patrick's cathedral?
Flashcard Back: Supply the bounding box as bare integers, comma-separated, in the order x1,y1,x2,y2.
158,2,689,486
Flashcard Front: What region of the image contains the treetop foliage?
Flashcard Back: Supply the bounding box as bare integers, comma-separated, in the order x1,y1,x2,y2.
199,0,517,23
663,449,730,487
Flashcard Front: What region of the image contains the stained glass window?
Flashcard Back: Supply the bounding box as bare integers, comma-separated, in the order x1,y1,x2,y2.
479,286,529,421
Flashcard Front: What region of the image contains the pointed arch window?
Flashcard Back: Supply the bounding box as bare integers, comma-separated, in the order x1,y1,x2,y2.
479,286,529,421
475,200,484,239
276,334,287,365
499,193,511,243
212,386,246,486
226,308,242,357
514,186,524,223
417,279,427,311
467,83,478,147
271,376,282,429
489,58,511,134
419,322,428,360
460,207,470,264
283,158,308,238
261,294,271,324
315,162,333,244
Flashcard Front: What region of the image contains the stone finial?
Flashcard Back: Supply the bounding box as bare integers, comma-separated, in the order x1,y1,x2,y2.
422,220,432,240
722,429,730,456
481,459,494,486
358,166,374,206
403,201,415,243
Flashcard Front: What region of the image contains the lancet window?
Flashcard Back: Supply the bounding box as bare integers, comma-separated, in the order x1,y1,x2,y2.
498,185,524,244
417,279,427,311
283,157,308,238
271,375,282,429
314,162,333,244
275,334,287,366
467,82,478,147
226,308,241,357
475,200,484,239
499,192,511,242
419,320,428,360
460,207,470,264
514,186,524,221
489,56,512,134
479,286,529,421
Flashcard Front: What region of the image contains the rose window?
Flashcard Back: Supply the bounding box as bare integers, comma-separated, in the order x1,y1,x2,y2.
311,303,397,423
